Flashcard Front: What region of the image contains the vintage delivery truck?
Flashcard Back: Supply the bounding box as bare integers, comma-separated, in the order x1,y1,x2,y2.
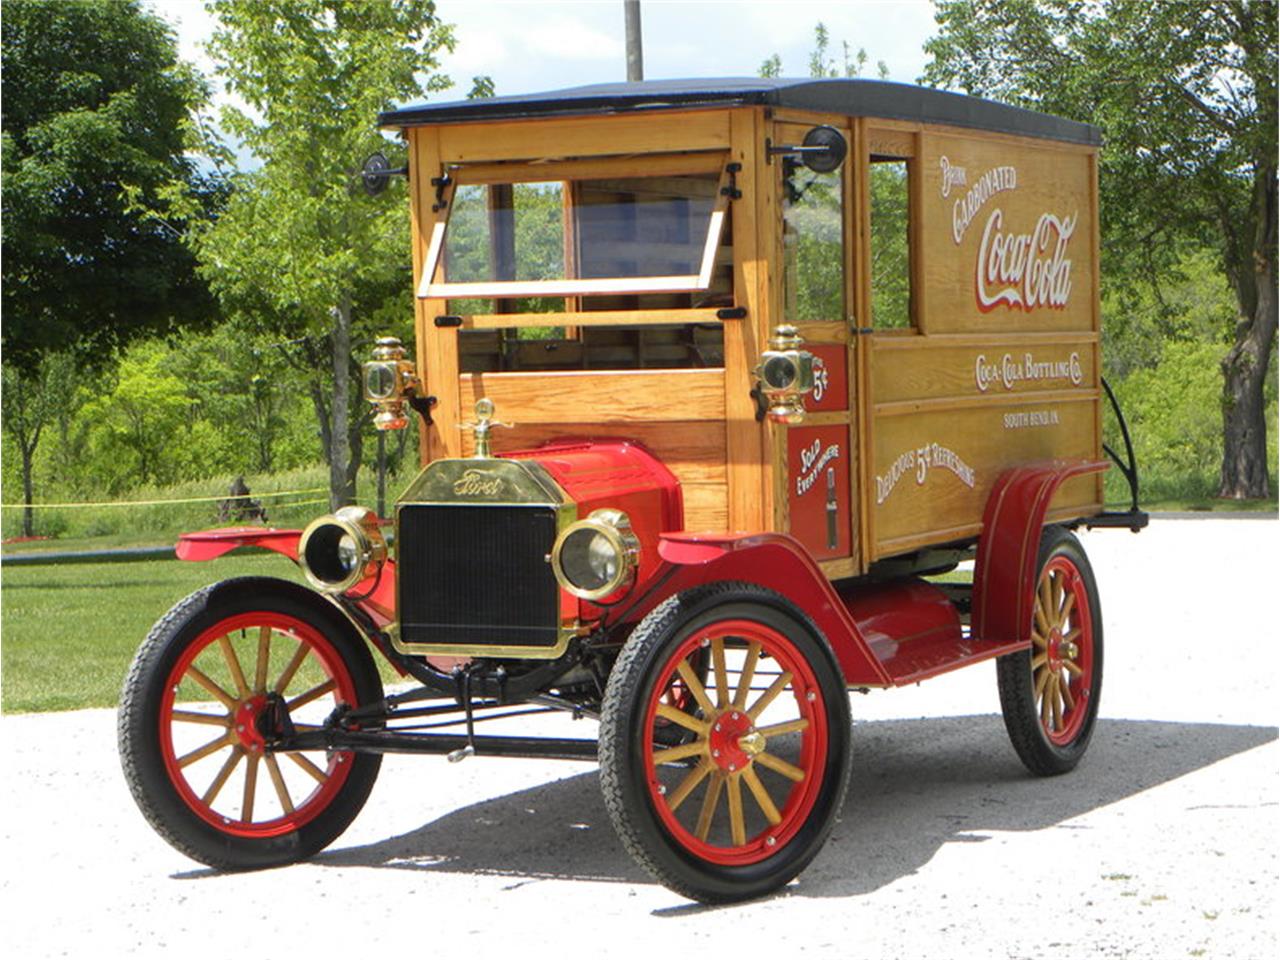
120,78,1146,903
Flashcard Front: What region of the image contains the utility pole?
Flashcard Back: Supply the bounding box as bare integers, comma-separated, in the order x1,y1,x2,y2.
624,0,643,82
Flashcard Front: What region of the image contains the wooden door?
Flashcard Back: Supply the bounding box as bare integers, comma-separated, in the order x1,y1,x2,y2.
773,119,860,579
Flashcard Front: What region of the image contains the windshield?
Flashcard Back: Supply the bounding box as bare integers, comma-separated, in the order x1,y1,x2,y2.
419,155,731,302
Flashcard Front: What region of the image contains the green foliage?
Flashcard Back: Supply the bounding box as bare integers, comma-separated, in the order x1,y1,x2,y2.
1104,339,1278,505
79,342,192,488
1115,341,1229,480
784,173,843,322
200,0,452,321
759,22,888,80
808,22,888,80
0,0,215,371
467,75,496,99
194,0,455,507
870,162,911,329
1102,248,1236,377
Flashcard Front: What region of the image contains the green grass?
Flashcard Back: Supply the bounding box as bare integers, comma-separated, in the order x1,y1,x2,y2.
1103,462,1278,514
1,553,308,713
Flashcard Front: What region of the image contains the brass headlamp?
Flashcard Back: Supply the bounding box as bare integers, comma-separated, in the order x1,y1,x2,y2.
363,336,419,431
551,508,640,601
757,324,815,424
298,505,388,594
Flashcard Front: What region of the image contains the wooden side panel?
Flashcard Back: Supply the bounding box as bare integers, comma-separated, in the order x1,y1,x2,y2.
918,133,1095,334
864,127,1102,561
872,397,1099,553
459,369,724,424
873,337,1095,407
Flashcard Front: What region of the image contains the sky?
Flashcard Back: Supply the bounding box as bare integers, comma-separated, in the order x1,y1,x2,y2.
146,0,942,121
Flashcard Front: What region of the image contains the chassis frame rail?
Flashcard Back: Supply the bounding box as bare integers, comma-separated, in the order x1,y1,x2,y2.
285,729,598,761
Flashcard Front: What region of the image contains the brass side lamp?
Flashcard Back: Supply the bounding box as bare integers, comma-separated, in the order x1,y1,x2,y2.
363,336,419,430
757,324,816,424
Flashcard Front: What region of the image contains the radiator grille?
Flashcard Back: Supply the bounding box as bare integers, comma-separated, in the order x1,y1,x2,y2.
396,504,561,648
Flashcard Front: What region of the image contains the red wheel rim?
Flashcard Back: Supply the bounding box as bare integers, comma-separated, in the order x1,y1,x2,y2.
159,612,359,838
1031,556,1095,745
642,620,828,866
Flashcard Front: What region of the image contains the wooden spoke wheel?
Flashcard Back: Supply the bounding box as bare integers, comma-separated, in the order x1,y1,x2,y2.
600,583,851,904
119,578,382,869
997,527,1103,776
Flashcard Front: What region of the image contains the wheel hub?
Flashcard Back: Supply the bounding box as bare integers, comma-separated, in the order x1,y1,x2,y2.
708,710,756,772
233,695,268,752
1047,628,1078,666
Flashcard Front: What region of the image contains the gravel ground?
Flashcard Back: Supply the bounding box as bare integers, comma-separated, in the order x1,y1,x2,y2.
2,517,1276,959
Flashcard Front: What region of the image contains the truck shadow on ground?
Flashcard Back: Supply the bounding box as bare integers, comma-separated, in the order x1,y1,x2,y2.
315,715,1275,900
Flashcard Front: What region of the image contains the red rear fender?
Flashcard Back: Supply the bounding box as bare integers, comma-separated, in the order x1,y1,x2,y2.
972,459,1108,644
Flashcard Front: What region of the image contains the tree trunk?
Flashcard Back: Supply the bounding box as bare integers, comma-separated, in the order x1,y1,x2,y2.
21,442,36,538
1219,258,1277,498
328,299,356,509
1218,168,1278,500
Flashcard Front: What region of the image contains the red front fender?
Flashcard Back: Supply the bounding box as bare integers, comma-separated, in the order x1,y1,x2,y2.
657,533,891,686
176,527,303,562
174,526,396,631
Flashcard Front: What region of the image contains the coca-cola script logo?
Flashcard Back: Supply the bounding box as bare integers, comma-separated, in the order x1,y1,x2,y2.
975,209,1076,312
452,469,506,497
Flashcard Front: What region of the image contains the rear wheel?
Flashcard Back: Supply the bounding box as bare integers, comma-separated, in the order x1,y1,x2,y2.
600,583,851,903
118,577,383,868
997,527,1103,775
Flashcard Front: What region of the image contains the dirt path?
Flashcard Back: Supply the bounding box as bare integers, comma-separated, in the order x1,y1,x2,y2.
3,518,1276,958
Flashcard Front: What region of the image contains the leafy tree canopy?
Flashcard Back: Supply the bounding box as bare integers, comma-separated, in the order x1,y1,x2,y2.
1,0,215,371
195,0,454,507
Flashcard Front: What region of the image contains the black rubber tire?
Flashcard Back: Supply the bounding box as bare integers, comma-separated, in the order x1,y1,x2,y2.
599,582,852,903
996,527,1103,776
118,577,383,869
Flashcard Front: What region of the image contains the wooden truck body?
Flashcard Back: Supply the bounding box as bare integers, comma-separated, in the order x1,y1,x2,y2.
121,80,1145,904
401,78,1107,576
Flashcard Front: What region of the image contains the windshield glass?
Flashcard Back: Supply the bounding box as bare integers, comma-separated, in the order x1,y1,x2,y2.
420,157,730,302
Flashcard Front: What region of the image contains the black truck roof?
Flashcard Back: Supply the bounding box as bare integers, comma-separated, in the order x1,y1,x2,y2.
379,77,1100,147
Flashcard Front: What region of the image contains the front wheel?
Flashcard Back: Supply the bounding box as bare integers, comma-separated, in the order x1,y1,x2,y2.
997,527,1103,776
118,577,383,869
599,583,852,903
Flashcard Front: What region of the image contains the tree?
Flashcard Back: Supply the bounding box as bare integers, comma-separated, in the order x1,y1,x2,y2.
196,0,454,509
924,0,1278,499
761,23,888,81
0,354,77,536
79,343,192,489
1,0,214,371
